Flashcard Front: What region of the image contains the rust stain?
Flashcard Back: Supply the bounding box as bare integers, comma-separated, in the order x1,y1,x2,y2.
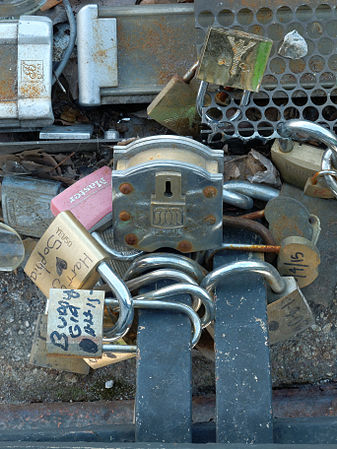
226,244,280,253
20,83,43,98
203,186,218,198
119,183,133,195
125,233,138,246
177,240,193,253
204,214,217,225
0,78,16,100
119,211,131,222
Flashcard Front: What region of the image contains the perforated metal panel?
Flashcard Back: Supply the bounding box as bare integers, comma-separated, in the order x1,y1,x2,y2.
195,1,337,142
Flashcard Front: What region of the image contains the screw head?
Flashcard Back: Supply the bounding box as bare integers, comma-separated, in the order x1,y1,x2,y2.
119,183,133,194
119,211,131,221
203,186,218,198
177,240,193,253
125,233,138,246
204,214,216,225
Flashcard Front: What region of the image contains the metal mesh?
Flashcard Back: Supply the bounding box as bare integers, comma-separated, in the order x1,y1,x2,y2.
195,1,337,142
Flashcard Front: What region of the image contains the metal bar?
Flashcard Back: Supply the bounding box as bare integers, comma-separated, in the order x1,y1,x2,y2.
135,282,192,443
214,228,273,443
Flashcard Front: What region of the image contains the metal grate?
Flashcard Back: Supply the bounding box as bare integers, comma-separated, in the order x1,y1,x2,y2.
195,0,337,142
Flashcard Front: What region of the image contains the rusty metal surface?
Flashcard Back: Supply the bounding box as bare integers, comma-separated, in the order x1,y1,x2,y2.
195,0,337,142
2,387,337,432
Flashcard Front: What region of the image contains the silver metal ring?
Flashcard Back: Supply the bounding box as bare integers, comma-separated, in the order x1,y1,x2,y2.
92,231,144,261
321,149,337,198
222,189,253,210
223,180,280,202
201,260,286,294
97,262,134,342
104,298,201,347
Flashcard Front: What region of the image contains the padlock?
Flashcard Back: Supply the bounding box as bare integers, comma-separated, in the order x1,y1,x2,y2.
50,166,112,232
271,139,324,189
201,260,314,345
112,135,224,252
25,212,134,341
265,196,320,245
24,211,110,297
84,338,136,369
0,223,25,271
2,176,62,238
196,28,272,92
46,288,106,358
304,169,337,199
277,236,320,288
147,61,200,137
30,313,90,374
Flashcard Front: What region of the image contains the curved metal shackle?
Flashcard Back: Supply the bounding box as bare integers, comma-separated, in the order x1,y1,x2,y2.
196,81,250,122
97,262,134,342
104,298,201,347
125,268,202,311
92,231,144,261
124,253,207,284
201,260,286,295
134,283,215,328
321,149,337,198
222,181,279,210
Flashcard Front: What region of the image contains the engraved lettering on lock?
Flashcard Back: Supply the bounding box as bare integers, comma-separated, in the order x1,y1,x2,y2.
55,227,72,247
69,177,108,204
29,235,62,280
281,297,306,329
226,37,256,76
65,253,94,287
21,60,44,82
152,206,184,229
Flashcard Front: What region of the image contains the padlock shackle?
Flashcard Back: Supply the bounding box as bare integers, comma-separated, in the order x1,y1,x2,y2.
126,268,201,311
134,283,215,329
201,260,286,294
97,262,134,341
321,149,337,199
223,181,279,202
124,253,207,284
92,231,144,261
278,120,337,166
104,299,201,347
222,189,253,210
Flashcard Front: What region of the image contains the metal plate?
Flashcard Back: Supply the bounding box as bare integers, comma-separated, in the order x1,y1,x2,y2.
195,0,337,142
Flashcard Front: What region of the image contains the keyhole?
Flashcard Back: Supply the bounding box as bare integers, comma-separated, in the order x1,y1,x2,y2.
164,180,173,197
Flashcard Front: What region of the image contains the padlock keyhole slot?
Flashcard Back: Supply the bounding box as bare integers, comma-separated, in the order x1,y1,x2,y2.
164,180,173,197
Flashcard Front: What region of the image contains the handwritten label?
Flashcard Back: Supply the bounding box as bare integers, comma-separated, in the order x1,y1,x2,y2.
47,288,105,358
277,236,320,288
268,288,314,345
24,211,108,297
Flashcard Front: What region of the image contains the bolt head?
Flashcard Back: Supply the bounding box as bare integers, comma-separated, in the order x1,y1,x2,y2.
119,183,133,194
125,233,138,246
203,186,218,198
119,211,131,221
177,240,193,253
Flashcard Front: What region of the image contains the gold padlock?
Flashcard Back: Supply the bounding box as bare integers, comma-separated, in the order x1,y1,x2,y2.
147,61,200,137
24,211,109,297
46,288,105,358
196,28,272,92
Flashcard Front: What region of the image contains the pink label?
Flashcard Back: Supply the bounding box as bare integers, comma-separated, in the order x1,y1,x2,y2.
51,166,112,230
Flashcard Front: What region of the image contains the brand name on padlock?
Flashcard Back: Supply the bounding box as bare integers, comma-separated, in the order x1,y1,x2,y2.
69,177,108,204
151,205,185,228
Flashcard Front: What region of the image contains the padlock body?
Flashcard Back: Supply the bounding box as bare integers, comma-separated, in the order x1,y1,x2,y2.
46,288,105,358
196,28,272,92
51,166,112,231
304,177,334,199
112,136,224,252
2,176,62,238
24,211,109,297
147,75,200,137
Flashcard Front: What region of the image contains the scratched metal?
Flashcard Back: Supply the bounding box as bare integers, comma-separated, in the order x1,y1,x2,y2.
195,1,337,142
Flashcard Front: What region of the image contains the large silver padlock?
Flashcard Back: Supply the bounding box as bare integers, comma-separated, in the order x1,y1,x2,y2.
112,136,224,253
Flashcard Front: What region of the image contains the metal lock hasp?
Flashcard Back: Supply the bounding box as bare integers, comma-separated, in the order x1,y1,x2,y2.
51,166,112,232
112,136,224,252
0,16,53,128
24,211,109,297
196,27,272,92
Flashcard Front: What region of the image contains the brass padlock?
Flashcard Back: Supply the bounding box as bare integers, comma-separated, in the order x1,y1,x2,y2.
147,61,200,137
30,313,90,374
196,27,272,92
46,288,105,358
304,169,337,199
24,211,110,297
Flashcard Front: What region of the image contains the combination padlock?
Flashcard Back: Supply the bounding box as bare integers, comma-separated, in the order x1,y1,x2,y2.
147,61,200,137
202,260,314,345
112,135,224,253
196,28,272,92
51,166,112,232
